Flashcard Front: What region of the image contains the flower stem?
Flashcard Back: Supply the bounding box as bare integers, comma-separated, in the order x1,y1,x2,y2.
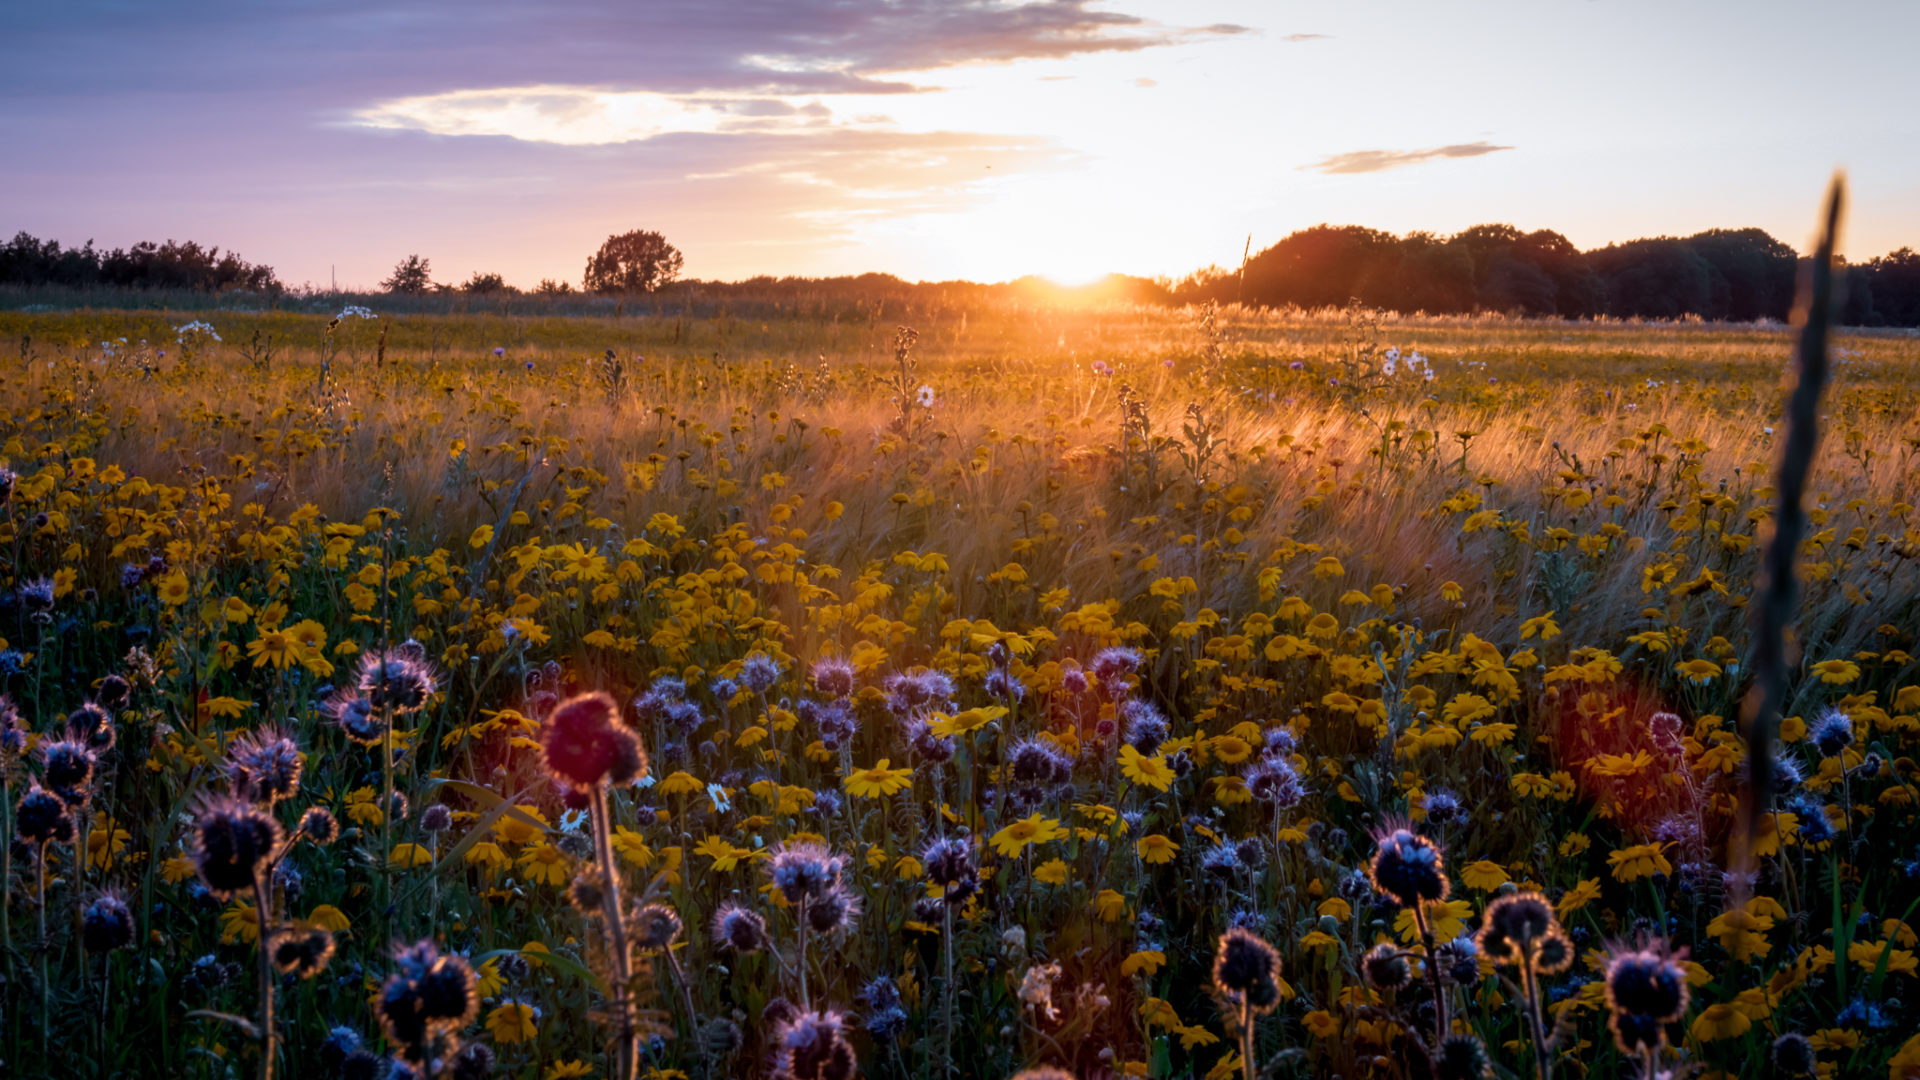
588,783,637,1080
1413,903,1448,1048
254,873,277,1080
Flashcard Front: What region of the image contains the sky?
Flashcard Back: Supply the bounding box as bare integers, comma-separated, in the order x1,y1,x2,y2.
4,1,1918,289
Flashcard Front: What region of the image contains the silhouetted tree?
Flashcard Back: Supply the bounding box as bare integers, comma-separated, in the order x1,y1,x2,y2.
0,231,279,292
382,254,434,294
1864,248,1920,326
462,271,509,295
583,229,684,294
1589,238,1718,319
1685,228,1798,321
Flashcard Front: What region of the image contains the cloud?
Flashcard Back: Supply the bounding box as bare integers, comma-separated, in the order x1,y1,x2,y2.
1299,141,1513,175
0,1,1245,103
1282,33,1330,42
352,87,873,145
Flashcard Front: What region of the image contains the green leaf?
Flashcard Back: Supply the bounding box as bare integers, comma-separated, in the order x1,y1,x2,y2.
472,946,601,992
430,784,548,875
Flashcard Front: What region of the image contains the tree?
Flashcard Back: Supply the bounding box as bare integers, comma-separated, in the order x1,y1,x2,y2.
462,271,509,295
382,254,434,294
583,229,684,294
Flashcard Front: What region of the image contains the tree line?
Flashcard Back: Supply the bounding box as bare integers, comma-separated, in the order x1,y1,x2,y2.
7,222,1919,327
0,232,281,293
1174,223,1920,326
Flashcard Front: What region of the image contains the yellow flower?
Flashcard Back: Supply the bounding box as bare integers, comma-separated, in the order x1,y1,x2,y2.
1136,834,1179,865
693,836,753,872
1033,858,1072,885
1888,1032,1920,1079
547,1063,594,1080
389,843,434,869
517,843,571,886
308,904,351,931
1210,735,1252,763
1122,950,1167,977
1674,658,1723,684
476,958,505,998
1556,879,1601,918
1443,693,1496,725
1469,723,1516,747
1689,1002,1751,1042
1607,842,1673,883
655,771,703,797
1706,906,1775,963
1119,745,1175,792
161,854,198,884
991,814,1064,858
1520,611,1560,641
156,569,191,606
247,629,298,669
1846,940,1917,978
465,841,511,874
1810,658,1860,684
929,706,1006,738
843,759,914,799
345,787,383,826
220,901,260,944
1091,889,1128,922
1460,860,1509,891
492,805,550,846
487,1000,538,1044
1394,899,1473,943
87,819,130,870
611,827,654,867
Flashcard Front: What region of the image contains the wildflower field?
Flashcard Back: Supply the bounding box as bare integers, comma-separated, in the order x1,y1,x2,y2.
1,298,1918,1080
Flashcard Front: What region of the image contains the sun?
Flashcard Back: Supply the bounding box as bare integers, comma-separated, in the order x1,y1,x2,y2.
1040,270,1110,288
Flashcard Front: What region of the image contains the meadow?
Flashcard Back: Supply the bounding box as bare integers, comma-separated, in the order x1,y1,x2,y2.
0,297,1916,1080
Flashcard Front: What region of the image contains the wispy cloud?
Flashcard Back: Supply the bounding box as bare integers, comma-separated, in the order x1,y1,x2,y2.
1,1,1246,102
1281,33,1330,42
1299,141,1513,175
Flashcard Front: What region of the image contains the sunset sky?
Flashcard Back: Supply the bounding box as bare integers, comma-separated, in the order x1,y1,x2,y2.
5,1,1916,289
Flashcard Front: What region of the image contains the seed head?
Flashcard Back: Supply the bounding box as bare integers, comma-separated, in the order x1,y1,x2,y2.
772,1008,857,1080
540,691,647,790
269,926,337,978
14,785,76,847
1211,927,1284,1016
82,891,135,952
1368,822,1449,907
1477,892,1572,974
191,794,283,898
227,726,304,806
712,902,769,953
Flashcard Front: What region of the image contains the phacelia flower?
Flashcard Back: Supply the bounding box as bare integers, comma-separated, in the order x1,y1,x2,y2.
191,794,284,899
1212,927,1284,1016
540,692,647,790
1368,823,1449,907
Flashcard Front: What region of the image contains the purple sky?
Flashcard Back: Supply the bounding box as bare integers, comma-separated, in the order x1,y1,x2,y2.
5,1,1917,288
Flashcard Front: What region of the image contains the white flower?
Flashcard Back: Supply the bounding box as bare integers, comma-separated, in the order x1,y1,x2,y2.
1382,358,1397,376
337,305,377,320
915,385,936,408
1384,347,1400,362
